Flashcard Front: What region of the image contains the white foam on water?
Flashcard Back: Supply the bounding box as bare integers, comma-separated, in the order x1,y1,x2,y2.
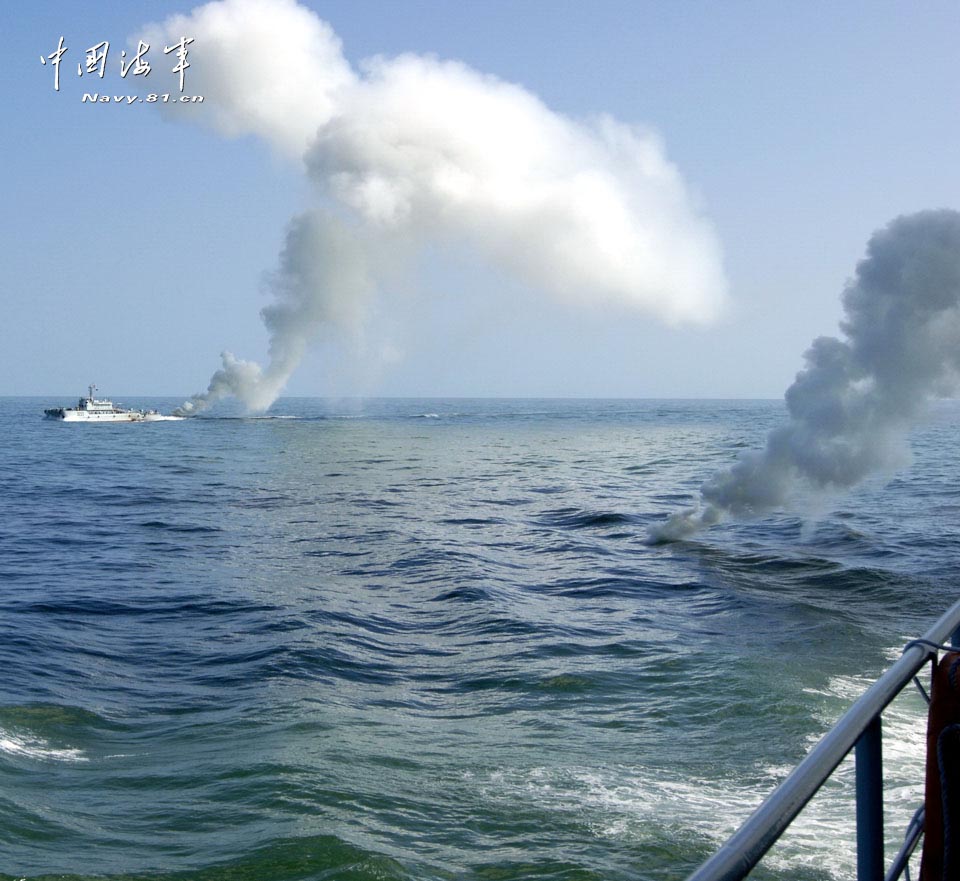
475,762,857,876
474,656,928,878
0,728,87,763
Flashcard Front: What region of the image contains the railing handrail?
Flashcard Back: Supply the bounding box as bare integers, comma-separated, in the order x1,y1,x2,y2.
687,598,960,881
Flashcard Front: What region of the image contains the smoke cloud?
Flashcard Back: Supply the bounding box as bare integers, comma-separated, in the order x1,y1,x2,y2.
649,209,960,542
148,0,727,414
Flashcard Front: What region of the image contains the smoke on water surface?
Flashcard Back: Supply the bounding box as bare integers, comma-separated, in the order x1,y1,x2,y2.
649,209,960,543
153,0,727,416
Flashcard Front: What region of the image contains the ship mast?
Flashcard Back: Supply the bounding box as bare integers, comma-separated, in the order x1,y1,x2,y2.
88,383,96,400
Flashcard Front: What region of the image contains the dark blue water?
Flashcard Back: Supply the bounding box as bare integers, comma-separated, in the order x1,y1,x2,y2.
2,396,958,880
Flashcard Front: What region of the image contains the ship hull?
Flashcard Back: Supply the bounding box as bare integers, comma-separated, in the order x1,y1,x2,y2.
46,409,149,422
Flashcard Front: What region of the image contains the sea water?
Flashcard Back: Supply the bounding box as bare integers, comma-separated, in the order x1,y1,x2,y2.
2,396,958,881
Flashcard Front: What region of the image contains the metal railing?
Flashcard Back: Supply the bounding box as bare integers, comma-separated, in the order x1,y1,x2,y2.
687,598,960,881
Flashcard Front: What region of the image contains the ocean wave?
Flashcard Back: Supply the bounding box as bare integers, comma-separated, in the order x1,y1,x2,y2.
536,508,636,529
3,396,954,879
0,708,91,764
0,729,86,763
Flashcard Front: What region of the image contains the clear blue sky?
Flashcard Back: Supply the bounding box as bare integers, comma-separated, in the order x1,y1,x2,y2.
5,0,959,398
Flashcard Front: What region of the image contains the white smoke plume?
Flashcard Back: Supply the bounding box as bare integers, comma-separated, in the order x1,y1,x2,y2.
649,209,960,542
148,0,727,414
175,212,374,414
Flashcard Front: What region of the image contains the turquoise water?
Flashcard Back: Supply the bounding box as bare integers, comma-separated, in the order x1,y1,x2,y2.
1,397,957,880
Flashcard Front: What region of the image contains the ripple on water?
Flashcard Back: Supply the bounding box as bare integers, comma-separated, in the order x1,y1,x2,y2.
0,397,954,880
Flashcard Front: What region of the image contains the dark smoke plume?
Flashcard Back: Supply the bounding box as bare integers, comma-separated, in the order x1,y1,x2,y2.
650,210,960,541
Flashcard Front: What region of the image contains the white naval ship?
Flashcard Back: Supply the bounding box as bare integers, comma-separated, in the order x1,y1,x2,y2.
44,385,182,422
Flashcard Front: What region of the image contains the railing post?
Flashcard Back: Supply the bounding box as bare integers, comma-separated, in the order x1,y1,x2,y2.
856,715,884,881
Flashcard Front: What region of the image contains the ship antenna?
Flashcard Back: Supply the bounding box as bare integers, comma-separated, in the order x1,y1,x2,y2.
89,383,96,400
